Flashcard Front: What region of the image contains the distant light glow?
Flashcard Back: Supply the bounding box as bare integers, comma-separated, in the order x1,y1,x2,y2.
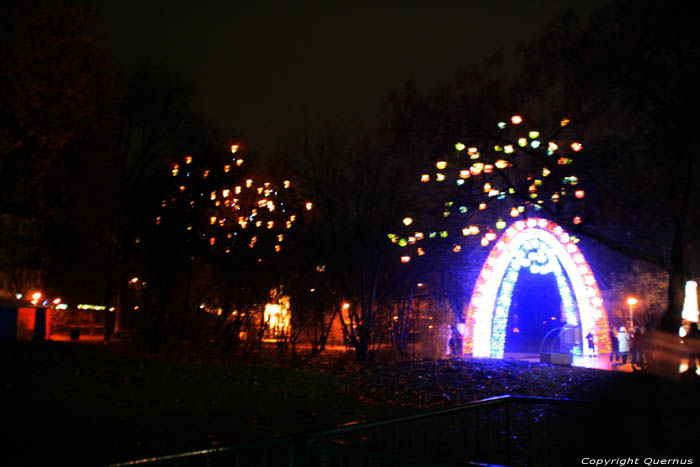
463,218,610,358
77,304,106,311
682,281,699,322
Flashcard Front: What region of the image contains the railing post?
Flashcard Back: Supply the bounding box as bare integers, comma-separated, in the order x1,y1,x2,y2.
288,437,295,467
304,438,315,467
319,445,330,467
506,399,513,466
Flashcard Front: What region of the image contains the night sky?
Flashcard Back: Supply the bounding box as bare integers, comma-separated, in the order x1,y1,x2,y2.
95,0,607,153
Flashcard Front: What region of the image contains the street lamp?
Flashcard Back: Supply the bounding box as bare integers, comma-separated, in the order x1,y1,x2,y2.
627,297,638,328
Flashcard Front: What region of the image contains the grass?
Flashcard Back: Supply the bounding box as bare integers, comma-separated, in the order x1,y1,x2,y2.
2,342,414,466
3,341,698,465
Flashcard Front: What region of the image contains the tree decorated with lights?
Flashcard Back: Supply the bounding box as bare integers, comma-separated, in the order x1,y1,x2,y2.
160,144,306,259
144,143,312,349
391,114,588,259
390,114,614,357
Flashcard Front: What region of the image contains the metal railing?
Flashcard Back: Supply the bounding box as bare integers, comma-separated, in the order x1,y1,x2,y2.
304,395,598,467
108,395,601,467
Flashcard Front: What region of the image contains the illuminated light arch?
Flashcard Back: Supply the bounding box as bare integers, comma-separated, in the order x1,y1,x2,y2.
462,218,611,358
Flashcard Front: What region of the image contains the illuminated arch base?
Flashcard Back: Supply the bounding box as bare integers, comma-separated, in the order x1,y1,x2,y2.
462,218,611,358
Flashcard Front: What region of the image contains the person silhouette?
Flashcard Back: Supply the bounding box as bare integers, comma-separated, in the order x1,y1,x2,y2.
609,328,620,363
618,326,630,364
586,331,596,356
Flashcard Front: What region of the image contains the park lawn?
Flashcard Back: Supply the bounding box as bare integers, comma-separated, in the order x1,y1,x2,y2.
1,342,415,466
4,341,697,465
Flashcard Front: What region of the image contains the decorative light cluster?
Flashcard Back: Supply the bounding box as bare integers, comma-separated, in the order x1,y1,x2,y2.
160,147,309,256
463,218,611,358
392,115,588,264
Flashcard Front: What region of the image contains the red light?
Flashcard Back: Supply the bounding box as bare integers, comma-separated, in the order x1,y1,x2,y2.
401,256,411,263
511,115,523,124
575,190,585,199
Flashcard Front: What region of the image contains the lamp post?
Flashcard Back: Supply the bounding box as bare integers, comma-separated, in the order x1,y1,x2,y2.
627,297,638,328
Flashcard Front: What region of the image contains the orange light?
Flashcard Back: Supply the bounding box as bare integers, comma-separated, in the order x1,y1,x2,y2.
401,256,411,263
627,297,638,306
342,302,350,310
575,190,585,199
305,202,313,210
510,207,519,217
479,202,487,210
210,216,217,225
31,292,42,300
511,115,523,124
185,156,192,164
230,144,239,153
571,142,582,152
421,174,430,182
236,159,244,166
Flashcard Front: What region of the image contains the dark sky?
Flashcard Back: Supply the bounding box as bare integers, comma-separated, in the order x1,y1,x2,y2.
96,0,607,153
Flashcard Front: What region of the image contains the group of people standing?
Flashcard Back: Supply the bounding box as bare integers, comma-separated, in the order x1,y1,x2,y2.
585,325,643,365
608,325,644,365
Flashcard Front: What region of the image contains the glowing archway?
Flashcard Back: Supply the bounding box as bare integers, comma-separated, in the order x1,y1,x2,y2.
462,218,611,358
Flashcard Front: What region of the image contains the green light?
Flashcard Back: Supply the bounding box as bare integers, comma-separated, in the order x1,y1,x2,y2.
456,179,465,186
529,131,540,139
398,238,408,247
455,142,466,151
429,232,437,238
497,122,506,129
440,231,448,238
459,206,468,213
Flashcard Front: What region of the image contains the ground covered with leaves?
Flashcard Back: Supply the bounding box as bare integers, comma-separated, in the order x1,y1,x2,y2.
328,357,622,408
3,342,694,465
